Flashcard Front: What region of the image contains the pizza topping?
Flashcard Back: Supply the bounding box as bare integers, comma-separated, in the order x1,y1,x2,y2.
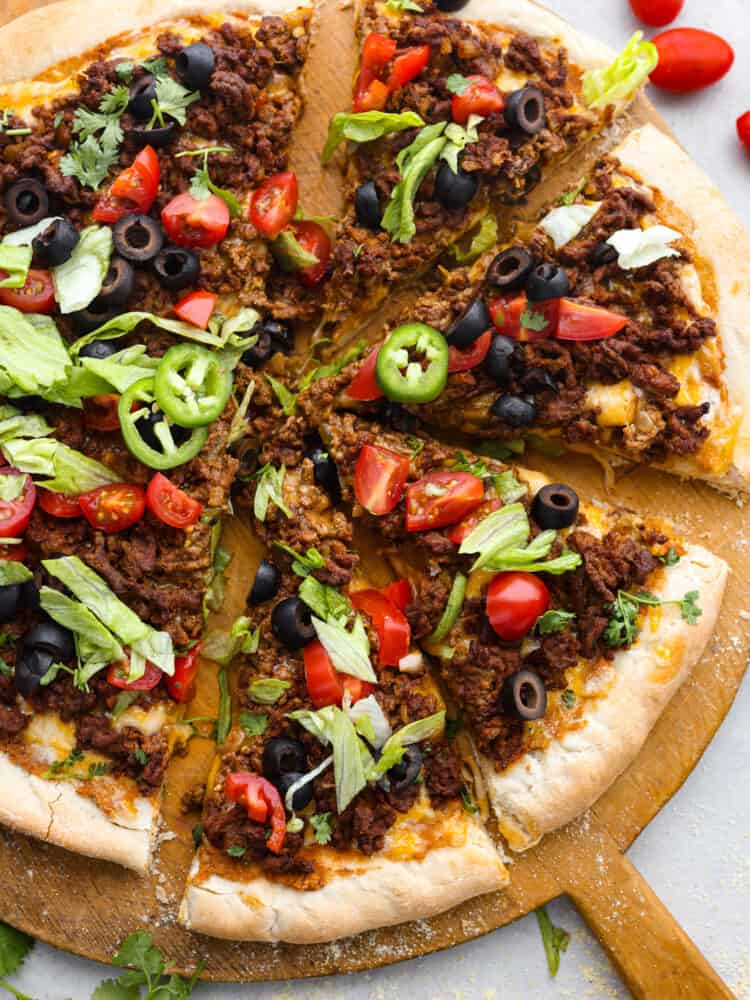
145,473,203,529
28,219,78,270
406,471,484,533
78,483,147,534
248,560,282,606
486,247,535,292
582,31,658,108
354,180,383,230
262,736,308,787
354,443,409,514
0,269,55,314
175,42,216,92
311,611,377,682
429,572,467,643
322,109,424,163
112,213,164,263
503,86,546,135
346,346,383,401
483,334,516,385
127,74,158,120
526,263,571,302
4,178,50,228
38,489,82,519
540,202,601,250
271,596,316,651
107,659,162,691
604,587,702,647
249,172,299,239
605,224,681,269
650,28,734,93
303,640,372,708
82,393,121,432
350,588,410,667
165,643,202,703
153,245,201,291
376,323,449,403
500,668,547,720
92,146,160,223
451,75,503,125
117,377,208,470
487,572,550,642
95,257,134,309
491,394,537,427
161,192,230,249
153,344,231,428
445,298,491,349
531,484,579,530
225,772,286,854
287,221,332,287
447,330,492,373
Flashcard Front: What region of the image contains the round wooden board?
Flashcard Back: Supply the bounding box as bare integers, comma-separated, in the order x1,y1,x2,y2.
0,1,746,995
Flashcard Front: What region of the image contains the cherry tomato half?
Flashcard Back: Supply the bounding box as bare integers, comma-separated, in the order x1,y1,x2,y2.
555,299,628,341
354,444,410,516
448,329,492,372
107,659,163,691
446,497,501,545
79,483,146,534
92,146,160,223
346,346,384,401
650,28,734,93
292,220,331,287
172,290,217,330
224,772,286,853
161,192,230,249
737,112,750,154
249,172,299,239
303,640,373,709
629,0,683,27
0,469,36,537
0,269,55,314
489,293,558,341
38,490,82,519
387,45,430,91
405,471,484,532
486,571,550,642
350,588,410,667
83,394,121,432
452,75,504,125
146,472,203,529
166,641,202,703
381,578,412,613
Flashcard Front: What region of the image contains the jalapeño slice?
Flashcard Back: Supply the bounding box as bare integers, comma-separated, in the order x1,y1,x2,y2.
118,376,208,470
375,323,449,404
153,343,233,428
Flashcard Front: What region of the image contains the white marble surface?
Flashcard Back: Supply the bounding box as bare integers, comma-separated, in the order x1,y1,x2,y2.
6,1,750,997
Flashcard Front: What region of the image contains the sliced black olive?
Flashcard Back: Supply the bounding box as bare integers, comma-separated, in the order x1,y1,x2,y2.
21,621,75,661
354,180,382,230
262,737,308,786
483,335,516,385
128,74,157,120
504,86,546,135
434,162,479,211
277,771,314,811
378,745,423,793
525,263,570,302
72,302,118,335
5,178,49,227
531,483,579,530
241,331,273,368
96,257,135,307
175,43,216,91
248,560,281,606
307,445,340,497
520,368,557,394
0,584,22,625
264,318,295,355
271,597,315,650
589,241,618,267
233,438,258,480
445,297,491,348
32,218,79,267
113,214,164,263
491,394,536,427
78,339,120,360
153,245,201,291
138,411,190,451
485,247,534,292
435,0,469,9
126,123,176,149
20,579,39,613
501,669,547,721
14,647,54,698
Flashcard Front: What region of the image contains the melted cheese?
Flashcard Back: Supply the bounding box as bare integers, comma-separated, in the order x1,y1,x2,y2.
585,380,637,428
23,712,75,765
113,703,170,736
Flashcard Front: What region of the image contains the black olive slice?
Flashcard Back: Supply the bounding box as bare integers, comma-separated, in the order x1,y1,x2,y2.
531,483,579,530
445,297,491,348
138,411,190,451
241,330,273,368
525,263,570,302
32,218,79,267
491,394,537,427
79,339,120,360
520,368,557,394
504,86,546,135
21,621,75,661
378,745,423,793
153,245,201,291
435,0,469,9
262,737,308,786
128,74,157,120
113,213,164,263
5,178,49,227
263,318,295,355
434,162,479,210
277,771,313,811
126,123,176,149
354,180,382,230
72,302,118,335
248,560,281,606
0,584,22,625
96,256,135,307
501,669,547,720
271,597,315,650
20,579,39,613
175,43,216,91
485,247,534,292
483,335,516,385
589,241,618,267
233,438,258,480
14,647,54,698
307,445,340,497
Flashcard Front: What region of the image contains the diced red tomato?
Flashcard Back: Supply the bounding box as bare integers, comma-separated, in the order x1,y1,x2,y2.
346,346,384,401
489,293,558,342
161,192,230,249
354,78,390,112
0,470,36,537
83,394,121,432
303,640,373,709
381,578,412,613
629,0,683,27
650,28,734,93
387,46,430,91
350,588,410,667
79,483,146,534
0,541,27,562
107,659,163,691
292,221,331,287
166,641,202,703
738,112,750,154
354,444,410,516
446,497,501,545
249,172,299,239
146,473,203,529
38,490,82,519
224,772,286,853
447,330,492,373
0,269,55,314
172,290,217,330
406,471,484,532
452,75,504,125
555,299,628,341
486,571,550,642
92,146,160,223
362,32,398,69
353,33,397,112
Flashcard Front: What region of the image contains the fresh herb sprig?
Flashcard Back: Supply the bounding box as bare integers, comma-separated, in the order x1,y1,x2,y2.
175,145,241,216
604,588,702,648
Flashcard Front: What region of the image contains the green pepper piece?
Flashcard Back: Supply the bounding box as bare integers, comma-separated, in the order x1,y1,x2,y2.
376,323,449,404
153,344,233,428
118,377,208,470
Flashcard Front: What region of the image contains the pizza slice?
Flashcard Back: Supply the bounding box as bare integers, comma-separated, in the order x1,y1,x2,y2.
320,0,657,332
180,414,506,941
308,407,727,851
333,124,750,495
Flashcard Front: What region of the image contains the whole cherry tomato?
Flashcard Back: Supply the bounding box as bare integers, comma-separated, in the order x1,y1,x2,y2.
737,112,750,154
486,572,550,642
650,28,734,93
629,0,684,27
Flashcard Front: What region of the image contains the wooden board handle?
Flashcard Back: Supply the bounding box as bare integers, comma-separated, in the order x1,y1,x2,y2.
566,825,734,999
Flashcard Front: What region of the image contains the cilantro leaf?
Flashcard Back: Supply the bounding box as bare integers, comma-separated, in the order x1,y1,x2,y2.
605,588,702,647
151,75,199,127
561,689,576,708
680,590,702,625
273,541,326,577
253,463,291,521
91,979,140,1000
385,0,423,10
446,74,471,96
535,609,576,635
60,134,120,191
449,212,497,264
536,906,570,976
450,451,488,477
227,845,247,858
239,710,268,737
520,308,550,332
310,812,333,844
659,546,680,567
248,677,291,704
460,785,479,814
216,668,232,744
0,924,34,979
298,340,366,389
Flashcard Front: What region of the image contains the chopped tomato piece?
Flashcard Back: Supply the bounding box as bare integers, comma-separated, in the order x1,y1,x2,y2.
446,497,501,545
0,269,55,314
161,192,230,249
452,75,504,125
387,45,430,91
346,346,384,401
555,298,628,341
83,394,121,432
225,772,286,853
361,32,398,68
38,490,82,519
249,172,298,239
447,329,492,373
0,541,27,562
166,642,202,703
350,588,410,667
0,469,36,537
381,578,412,613
489,293,558,341
107,659,162,691
292,220,331,287
486,572,550,642
79,483,146,534
93,146,160,223
303,640,373,709
405,470,484,532
172,290,217,330
353,33,397,112
354,444,410,516
146,473,203,529
354,78,389,112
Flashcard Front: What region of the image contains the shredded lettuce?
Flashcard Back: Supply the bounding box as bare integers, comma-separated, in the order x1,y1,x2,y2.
253,463,290,521
321,109,424,164
539,203,601,249
382,123,448,244
429,573,466,643
80,346,159,394
368,711,445,780
440,114,483,174
283,754,333,811
492,470,527,504
2,438,121,494
344,692,392,748
0,307,72,397
0,561,32,586
582,32,658,109
39,587,125,684
288,705,371,811
248,678,290,704
51,224,112,314
459,503,530,571
298,576,350,622
606,225,682,270
312,613,377,682
0,245,32,289
450,213,498,264
2,217,63,247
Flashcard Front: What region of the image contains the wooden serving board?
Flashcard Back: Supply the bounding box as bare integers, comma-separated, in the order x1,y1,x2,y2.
0,1,747,996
